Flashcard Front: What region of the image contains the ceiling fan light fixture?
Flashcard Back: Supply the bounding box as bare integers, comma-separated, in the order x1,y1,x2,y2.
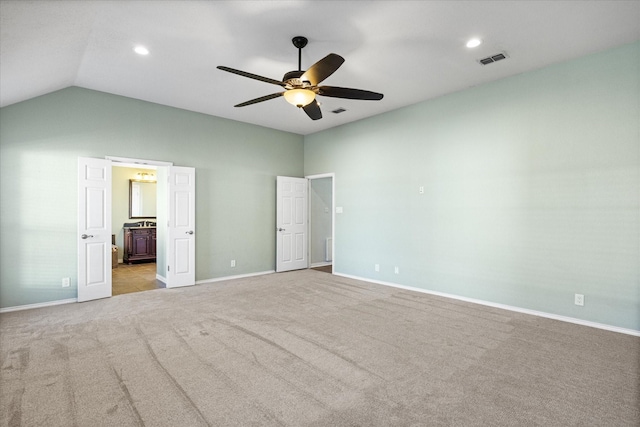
283,89,315,108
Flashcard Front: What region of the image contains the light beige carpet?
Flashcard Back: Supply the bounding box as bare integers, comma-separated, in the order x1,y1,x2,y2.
1,270,638,426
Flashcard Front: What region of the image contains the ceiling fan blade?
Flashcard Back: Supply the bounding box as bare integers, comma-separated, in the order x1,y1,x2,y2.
234,92,284,107
301,54,345,86
302,100,322,120
317,86,384,100
217,66,286,87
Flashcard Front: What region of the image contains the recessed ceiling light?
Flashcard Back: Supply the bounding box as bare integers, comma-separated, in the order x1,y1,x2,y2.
134,45,149,55
466,38,482,48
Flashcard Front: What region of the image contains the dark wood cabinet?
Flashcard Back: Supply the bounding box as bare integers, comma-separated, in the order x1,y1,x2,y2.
124,227,156,263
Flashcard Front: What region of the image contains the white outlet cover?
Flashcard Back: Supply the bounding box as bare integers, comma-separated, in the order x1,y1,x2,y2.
336,207,343,214
574,294,584,306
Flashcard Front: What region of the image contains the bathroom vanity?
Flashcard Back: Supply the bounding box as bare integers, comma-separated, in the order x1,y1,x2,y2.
123,224,156,264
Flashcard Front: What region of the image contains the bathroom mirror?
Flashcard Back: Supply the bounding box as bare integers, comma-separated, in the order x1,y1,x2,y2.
129,179,157,218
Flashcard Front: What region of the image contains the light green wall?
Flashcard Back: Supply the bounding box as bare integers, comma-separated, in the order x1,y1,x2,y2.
0,87,303,308
305,42,640,331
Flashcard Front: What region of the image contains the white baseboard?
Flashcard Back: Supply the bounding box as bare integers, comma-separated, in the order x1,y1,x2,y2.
333,272,640,337
196,270,275,285
156,274,167,284
0,298,78,313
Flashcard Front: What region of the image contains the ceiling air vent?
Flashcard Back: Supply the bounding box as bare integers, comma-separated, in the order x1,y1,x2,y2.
478,52,508,65
332,108,347,114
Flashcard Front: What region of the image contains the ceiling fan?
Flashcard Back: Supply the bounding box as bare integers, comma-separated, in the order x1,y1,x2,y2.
217,36,383,120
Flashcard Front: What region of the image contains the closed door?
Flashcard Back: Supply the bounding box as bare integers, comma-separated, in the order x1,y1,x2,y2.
276,176,308,272
77,157,112,302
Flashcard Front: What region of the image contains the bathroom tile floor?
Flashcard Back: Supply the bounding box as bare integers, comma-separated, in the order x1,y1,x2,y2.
112,262,165,296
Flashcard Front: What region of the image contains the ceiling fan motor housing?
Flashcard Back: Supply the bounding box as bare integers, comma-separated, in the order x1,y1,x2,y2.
283,70,311,89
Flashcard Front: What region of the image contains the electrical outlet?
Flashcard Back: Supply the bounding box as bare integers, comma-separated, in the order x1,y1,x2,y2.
419,186,424,194
574,294,584,306
62,277,70,288
230,260,236,268
375,264,380,272
394,266,399,274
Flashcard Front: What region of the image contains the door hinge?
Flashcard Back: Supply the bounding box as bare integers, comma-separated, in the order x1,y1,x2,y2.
167,265,170,271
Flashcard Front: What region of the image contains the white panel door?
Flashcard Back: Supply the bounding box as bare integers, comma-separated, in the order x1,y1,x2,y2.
276,176,308,272
166,166,196,288
77,157,112,302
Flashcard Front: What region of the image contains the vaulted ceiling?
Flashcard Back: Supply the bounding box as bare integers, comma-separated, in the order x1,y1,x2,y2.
1,1,639,135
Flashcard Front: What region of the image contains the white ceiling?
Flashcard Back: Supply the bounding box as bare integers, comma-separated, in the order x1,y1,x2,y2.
1,1,639,135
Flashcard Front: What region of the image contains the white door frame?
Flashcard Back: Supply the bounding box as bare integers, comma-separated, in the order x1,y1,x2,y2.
106,156,173,167
306,173,335,271
108,156,173,286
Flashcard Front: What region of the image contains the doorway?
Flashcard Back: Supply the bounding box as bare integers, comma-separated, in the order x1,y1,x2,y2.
275,174,334,274
111,163,163,295
307,174,334,273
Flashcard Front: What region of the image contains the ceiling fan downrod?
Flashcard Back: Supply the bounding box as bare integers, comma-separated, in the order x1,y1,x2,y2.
292,36,308,71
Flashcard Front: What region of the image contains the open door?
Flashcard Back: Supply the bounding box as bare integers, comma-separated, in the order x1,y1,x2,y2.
166,166,196,288
276,176,308,272
77,157,112,302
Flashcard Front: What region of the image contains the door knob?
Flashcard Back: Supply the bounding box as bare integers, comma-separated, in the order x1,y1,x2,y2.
185,230,194,235
277,228,285,232
81,234,94,239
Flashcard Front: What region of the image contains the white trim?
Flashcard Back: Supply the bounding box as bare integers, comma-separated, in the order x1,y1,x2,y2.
156,274,167,284
106,156,173,166
334,272,640,337
195,270,275,285
0,298,77,313
305,173,334,180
